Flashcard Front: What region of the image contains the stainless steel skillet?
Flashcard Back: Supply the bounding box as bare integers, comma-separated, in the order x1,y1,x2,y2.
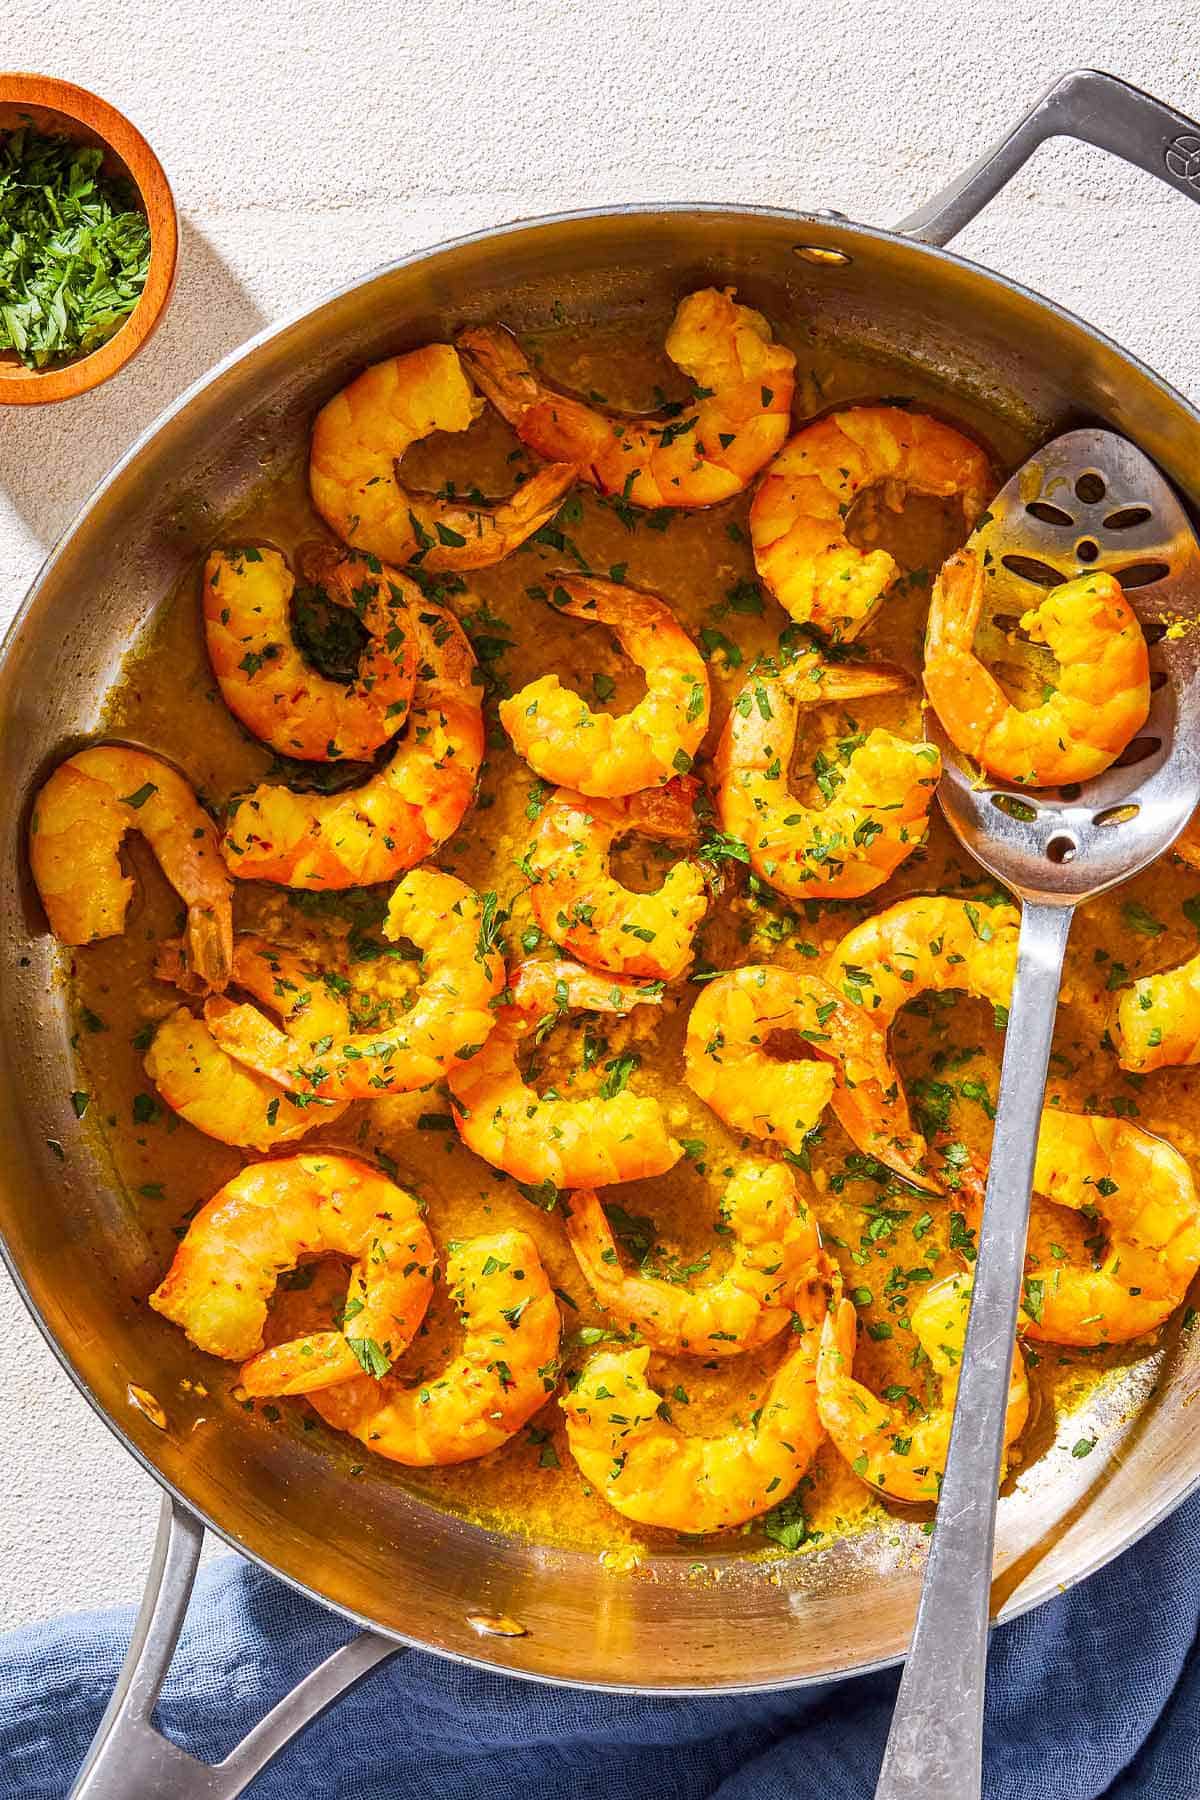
3,66,1200,1800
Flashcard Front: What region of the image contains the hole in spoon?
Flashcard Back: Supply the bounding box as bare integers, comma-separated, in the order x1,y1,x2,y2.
1116,561,1171,589
1058,783,1083,801
1094,803,1141,828
1112,735,1162,769
1025,501,1074,528
1075,472,1107,504
1104,505,1152,531
991,792,1039,823
1046,834,1077,864
1001,553,1063,587
1076,538,1100,563
1143,620,1169,645
1150,669,1168,692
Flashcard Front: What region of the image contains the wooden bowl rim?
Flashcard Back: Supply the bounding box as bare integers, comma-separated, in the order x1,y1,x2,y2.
0,72,179,405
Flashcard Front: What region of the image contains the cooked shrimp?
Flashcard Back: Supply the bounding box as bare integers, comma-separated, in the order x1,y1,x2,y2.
29,745,233,990
684,963,928,1184
817,1272,1029,1502
202,544,417,762
309,342,576,569
447,959,681,1191
500,575,709,797
1024,1111,1200,1346
222,592,483,888
826,892,1019,1032
146,935,350,1149
750,404,991,640
458,287,796,509
714,652,939,901
824,895,1019,1191
561,1335,826,1533
1111,951,1200,1073
308,1230,560,1465
526,778,706,981
206,868,504,1099
924,549,1151,785
150,1154,435,1397
565,1158,827,1355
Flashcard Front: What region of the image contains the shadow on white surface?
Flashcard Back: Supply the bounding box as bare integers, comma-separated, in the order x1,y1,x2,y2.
0,219,267,554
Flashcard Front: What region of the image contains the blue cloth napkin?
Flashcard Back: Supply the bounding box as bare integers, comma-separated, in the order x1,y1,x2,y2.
3,1489,1200,1800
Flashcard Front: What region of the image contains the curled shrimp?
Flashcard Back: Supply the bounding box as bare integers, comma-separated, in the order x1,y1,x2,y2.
145,935,350,1150
825,895,1019,1189
222,591,483,888
308,1230,560,1465
817,1272,1029,1502
149,1154,434,1395
202,544,417,762
684,963,927,1183
561,1333,827,1534
30,745,233,991
501,574,709,797
714,652,939,901
1024,1111,1200,1346
458,287,796,510
1111,950,1200,1073
924,549,1151,785
565,1158,826,1356
309,342,576,569
526,778,706,981
447,959,681,1191
750,404,991,640
206,868,504,1100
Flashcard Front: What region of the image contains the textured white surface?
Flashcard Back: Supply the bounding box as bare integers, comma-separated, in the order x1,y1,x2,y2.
2,0,1199,1632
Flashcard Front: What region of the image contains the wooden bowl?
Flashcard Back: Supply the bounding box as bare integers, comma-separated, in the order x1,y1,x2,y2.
0,74,178,405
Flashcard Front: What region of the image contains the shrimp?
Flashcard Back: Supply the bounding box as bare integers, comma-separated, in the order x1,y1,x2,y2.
145,935,350,1150
309,342,576,569
714,652,939,901
149,1154,435,1396
222,592,483,888
458,287,796,510
202,544,417,762
205,868,504,1100
924,549,1151,786
29,745,233,991
825,894,1019,1190
561,1335,826,1533
684,963,928,1184
447,959,681,1191
565,1158,828,1355
308,1230,560,1465
817,1272,1029,1502
525,777,706,981
1024,1111,1200,1346
1111,951,1200,1073
749,404,991,640
500,575,709,797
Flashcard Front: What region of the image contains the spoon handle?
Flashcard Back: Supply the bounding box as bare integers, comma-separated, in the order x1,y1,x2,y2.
873,899,1074,1800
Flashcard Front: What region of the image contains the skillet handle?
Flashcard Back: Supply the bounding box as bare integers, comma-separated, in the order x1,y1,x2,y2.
899,67,1200,246
68,1494,399,1800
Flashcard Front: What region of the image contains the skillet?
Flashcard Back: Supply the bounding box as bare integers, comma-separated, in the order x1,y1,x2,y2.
4,67,1200,1800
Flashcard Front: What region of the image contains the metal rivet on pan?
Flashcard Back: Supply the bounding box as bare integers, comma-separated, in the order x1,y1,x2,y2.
792,244,852,266
466,1612,529,1639
127,1384,168,1430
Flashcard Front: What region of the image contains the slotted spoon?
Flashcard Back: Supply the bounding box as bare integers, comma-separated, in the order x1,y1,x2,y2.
874,429,1200,1800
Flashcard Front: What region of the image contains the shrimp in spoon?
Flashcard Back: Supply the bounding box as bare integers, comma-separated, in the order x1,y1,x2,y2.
923,548,1150,786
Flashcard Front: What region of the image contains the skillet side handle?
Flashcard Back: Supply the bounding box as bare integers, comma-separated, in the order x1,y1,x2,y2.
69,1494,400,1800
899,67,1200,247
